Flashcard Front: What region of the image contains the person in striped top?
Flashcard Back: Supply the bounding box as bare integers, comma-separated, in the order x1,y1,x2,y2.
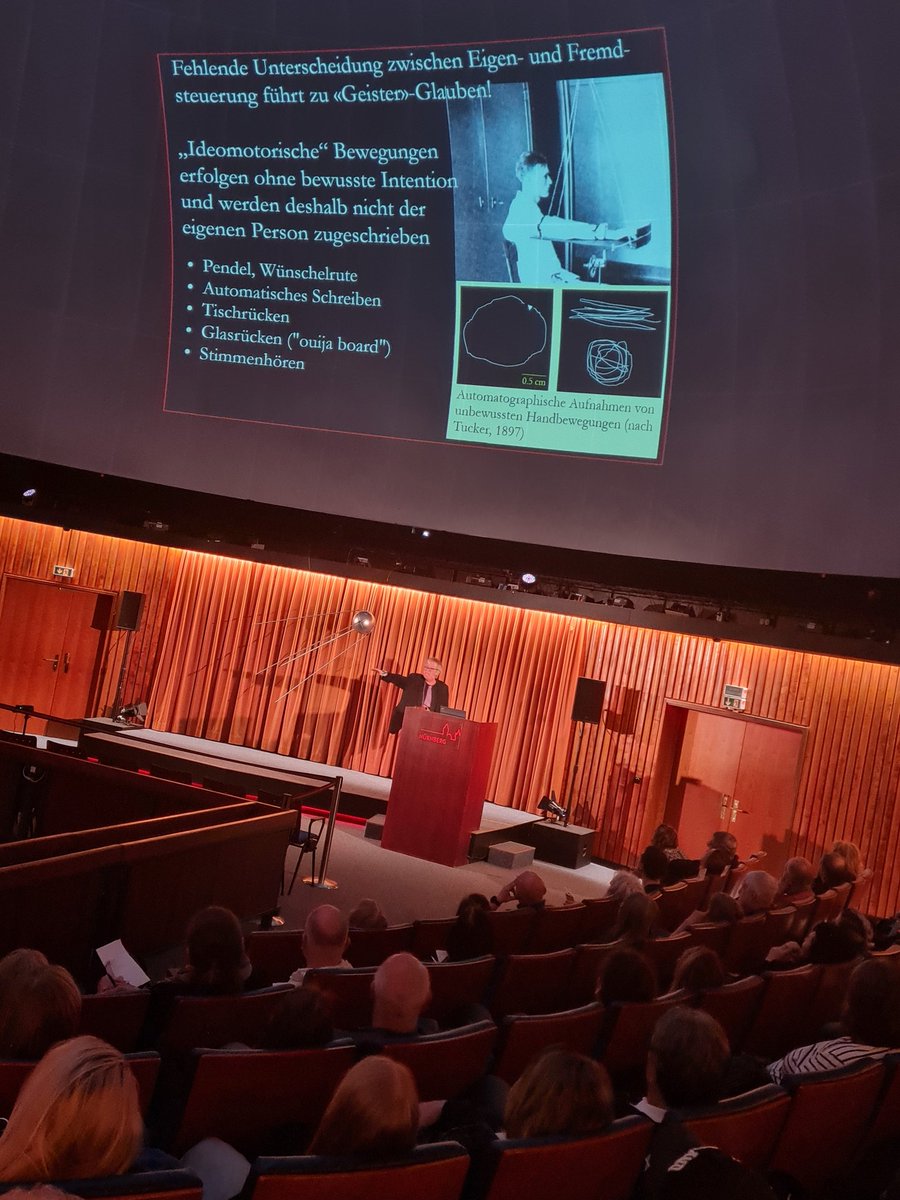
768,958,900,1083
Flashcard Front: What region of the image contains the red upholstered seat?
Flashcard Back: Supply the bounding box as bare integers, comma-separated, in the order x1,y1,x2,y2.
489,949,575,1020
303,967,376,1030
769,1059,885,1193
172,1043,357,1156
723,912,769,975
380,1020,497,1100
345,923,414,967
579,895,619,943
641,932,692,991
493,1003,604,1084
565,941,618,1006
599,992,686,1083
155,986,294,1056
246,1143,470,1200
424,955,495,1026
246,929,304,982
684,921,730,957
697,974,765,1052
527,904,587,953
0,1051,159,1118
862,1052,900,1151
677,1083,791,1170
79,990,152,1052
410,917,458,960
473,1116,652,1200
742,965,821,1061
486,908,538,956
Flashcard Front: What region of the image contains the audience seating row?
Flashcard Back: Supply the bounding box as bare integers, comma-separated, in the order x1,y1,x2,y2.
22,1052,900,1200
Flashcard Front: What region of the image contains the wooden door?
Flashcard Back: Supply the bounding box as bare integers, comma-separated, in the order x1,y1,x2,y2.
0,578,112,730
660,703,806,877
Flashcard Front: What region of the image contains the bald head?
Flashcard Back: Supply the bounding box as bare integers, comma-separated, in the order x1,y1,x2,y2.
372,952,432,1033
514,871,546,907
303,905,349,968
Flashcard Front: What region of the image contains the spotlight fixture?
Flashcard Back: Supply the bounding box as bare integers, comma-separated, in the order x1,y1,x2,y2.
668,601,696,618
521,572,537,586
610,594,634,609
537,791,568,821
21,488,36,507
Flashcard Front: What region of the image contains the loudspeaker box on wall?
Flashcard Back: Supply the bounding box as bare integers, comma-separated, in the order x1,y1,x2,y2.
115,590,145,631
571,677,606,724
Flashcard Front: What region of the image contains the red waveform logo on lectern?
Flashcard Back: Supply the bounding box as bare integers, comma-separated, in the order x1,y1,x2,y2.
417,722,463,747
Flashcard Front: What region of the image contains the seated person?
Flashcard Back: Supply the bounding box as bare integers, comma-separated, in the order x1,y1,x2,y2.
634,1007,730,1123
446,893,493,961
651,824,685,862
734,871,778,917
290,904,351,985
675,890,740,934
309,1057,419,1158
0,1035,165,1181
610,892,661,950
348,898,387,931
768,958,900,1083
773,856,816,907
0,948,81,1059
706,831,739,870
831,839,863,879
671,946,728,994
639,845,668,894
766,910,870,969
813,850,856,895
354,952,438,1046
490,870,547,911
605,869,645,904
502,151,610,285
504,1049,614,1139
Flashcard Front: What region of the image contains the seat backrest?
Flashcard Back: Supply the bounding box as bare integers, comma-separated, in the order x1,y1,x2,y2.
654,883,692,933
742,965,821,1060
79,990,151,1052
25,1169,204,1200
410,917,457,961
247,1142,469,1200
800,958,859,1043
724,861,748,895
527,904,586,954
346,924,415,968
769,1059,885,1192
380,1021,497,1101
246,930,304,982
493,1004,604,1085
578,896,619,943
723,912,769,975
156,986,294,1056
565,942,618,1006
489,949,575,1020
677,1083,791,1171
641,932,692,992
862,1051,900,1150
788,895,816,940
684,921,730,957
599,992,686,1080
172,1042,358,1156
697,974,765,1052
847,870,874,914
486,908,538,957
0,1052,159,1118
763,906,798,953
477,1116,652,1200
303,967,377,1030
424,955,495,1026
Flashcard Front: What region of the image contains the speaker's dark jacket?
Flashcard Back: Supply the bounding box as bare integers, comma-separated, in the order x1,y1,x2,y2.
381,672,450,735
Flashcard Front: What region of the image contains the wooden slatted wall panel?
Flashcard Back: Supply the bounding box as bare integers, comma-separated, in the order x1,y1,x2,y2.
2,517,899,915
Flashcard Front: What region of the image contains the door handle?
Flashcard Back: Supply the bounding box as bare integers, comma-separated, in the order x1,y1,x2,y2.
44,655,59,672
63,652,70,674
720,794,730,821
730,796,742,824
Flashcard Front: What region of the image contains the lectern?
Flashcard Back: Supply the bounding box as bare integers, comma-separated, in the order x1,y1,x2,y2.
382,709,497,867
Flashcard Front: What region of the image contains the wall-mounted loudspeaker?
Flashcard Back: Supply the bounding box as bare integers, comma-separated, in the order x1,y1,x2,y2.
571,677,606,724
115,590,145,632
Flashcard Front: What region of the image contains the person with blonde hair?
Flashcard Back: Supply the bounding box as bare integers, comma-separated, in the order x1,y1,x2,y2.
0,1036,143,1181
831,840,862,879
504,1050,614,1140
605,869,644,904
308,1057,419,1158
0,949,81,1059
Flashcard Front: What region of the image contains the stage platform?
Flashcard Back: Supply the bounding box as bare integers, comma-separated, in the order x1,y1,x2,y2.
78,722,549,861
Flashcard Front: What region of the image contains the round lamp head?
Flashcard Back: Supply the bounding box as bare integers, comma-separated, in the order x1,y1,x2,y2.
352,610,375,634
